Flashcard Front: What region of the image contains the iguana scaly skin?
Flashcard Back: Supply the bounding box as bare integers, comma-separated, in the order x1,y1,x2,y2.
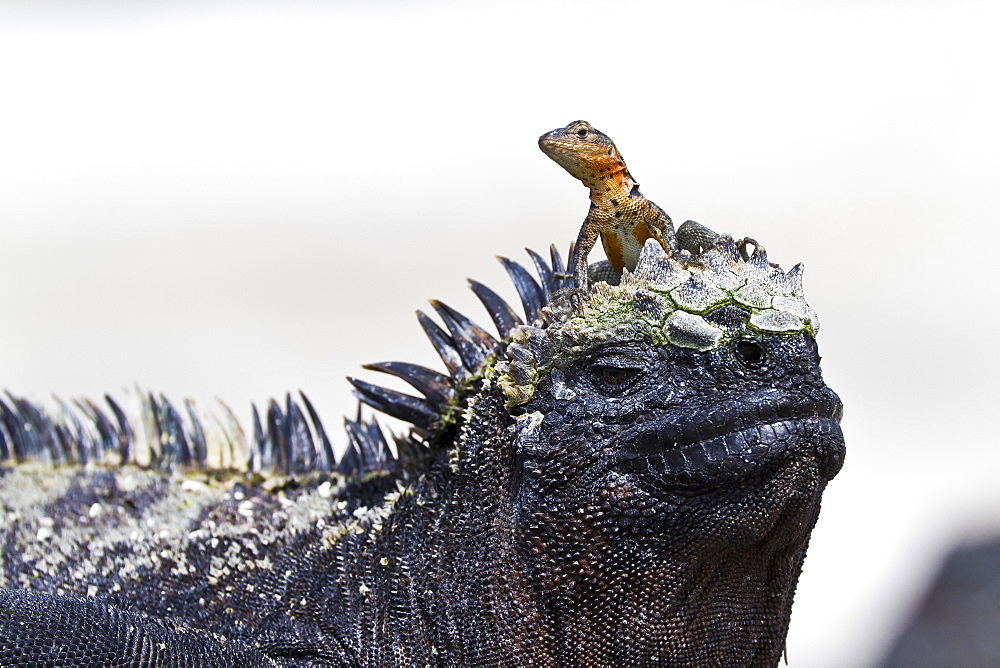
539,120,678,287
0,128,844,666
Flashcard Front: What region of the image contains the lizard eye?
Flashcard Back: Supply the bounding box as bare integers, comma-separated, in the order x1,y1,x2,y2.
576,127,589,138
734,340,766,368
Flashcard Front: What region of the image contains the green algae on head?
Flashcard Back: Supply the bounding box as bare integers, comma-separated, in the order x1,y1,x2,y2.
496,235,820,408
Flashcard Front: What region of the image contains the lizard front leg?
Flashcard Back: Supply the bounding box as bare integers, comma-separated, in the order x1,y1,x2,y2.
644,203,677,256
567,214,602,290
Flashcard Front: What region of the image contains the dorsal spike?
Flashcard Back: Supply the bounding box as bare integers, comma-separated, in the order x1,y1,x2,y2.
338,406,366,474
342,416,364,472
283,394,296,467
338,421,362,475
550,243,566,276
429,300,501,372
253,406,280,471
183,399,208,468
213,399,246,471
468,279,523,340
0,415,9,463
54,395,87,464
299,391,335,471
281,394,298,465
77,399,120,463
266,399,289,474
0,397,22,462
38,399,67,462
50,421,73,465
104,394,133,464
525,248,555,302
0,404,10,463
143,393,165,469
344,413,391,474
549,243,571,293
158,394,192,469
348,377,438,430
362,362,453,408
564,241,578,289
361,418,394,468
8,394,59,464
251,403,269,471
285,396,315,473
393,431,425,464
72,397,102,463
498,256,545,323
417,310,467,378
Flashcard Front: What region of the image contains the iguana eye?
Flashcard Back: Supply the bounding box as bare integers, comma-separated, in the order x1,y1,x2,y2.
600,367,633,385
734,340,766,368
589,358,642,393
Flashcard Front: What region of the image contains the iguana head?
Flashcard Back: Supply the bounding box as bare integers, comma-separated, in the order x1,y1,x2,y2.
357,229,843,502
355,230,844,663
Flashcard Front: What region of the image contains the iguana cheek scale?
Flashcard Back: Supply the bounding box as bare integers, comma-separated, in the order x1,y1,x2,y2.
0,123,844,667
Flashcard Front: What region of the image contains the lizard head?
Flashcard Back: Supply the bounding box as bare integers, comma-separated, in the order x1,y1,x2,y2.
538,120,630,188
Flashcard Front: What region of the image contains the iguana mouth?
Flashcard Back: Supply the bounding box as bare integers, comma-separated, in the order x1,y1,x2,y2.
613,390,844,482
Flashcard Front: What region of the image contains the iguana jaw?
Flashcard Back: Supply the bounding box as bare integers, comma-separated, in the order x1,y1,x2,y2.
614,416,843,483
611,388,844,488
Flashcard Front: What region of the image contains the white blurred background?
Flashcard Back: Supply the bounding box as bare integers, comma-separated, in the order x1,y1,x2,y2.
1,1,998,664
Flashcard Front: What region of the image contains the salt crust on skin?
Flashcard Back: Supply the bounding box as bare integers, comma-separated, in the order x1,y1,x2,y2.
497,237,820,407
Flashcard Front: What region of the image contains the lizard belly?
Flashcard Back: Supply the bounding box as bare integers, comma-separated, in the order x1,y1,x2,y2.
604,220,653,273
625,220,654,269
600,232,626,272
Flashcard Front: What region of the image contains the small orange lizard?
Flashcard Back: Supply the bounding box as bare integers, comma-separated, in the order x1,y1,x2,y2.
539,120,677,287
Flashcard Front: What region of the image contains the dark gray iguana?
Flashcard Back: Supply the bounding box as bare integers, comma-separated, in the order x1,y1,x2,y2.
0,125,844,666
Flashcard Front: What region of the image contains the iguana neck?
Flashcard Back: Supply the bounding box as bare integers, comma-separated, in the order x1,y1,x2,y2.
512,526,811,665
400,389,815,665
463,381,830,665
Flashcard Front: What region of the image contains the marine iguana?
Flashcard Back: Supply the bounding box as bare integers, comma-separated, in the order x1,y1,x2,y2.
0,131,844,666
